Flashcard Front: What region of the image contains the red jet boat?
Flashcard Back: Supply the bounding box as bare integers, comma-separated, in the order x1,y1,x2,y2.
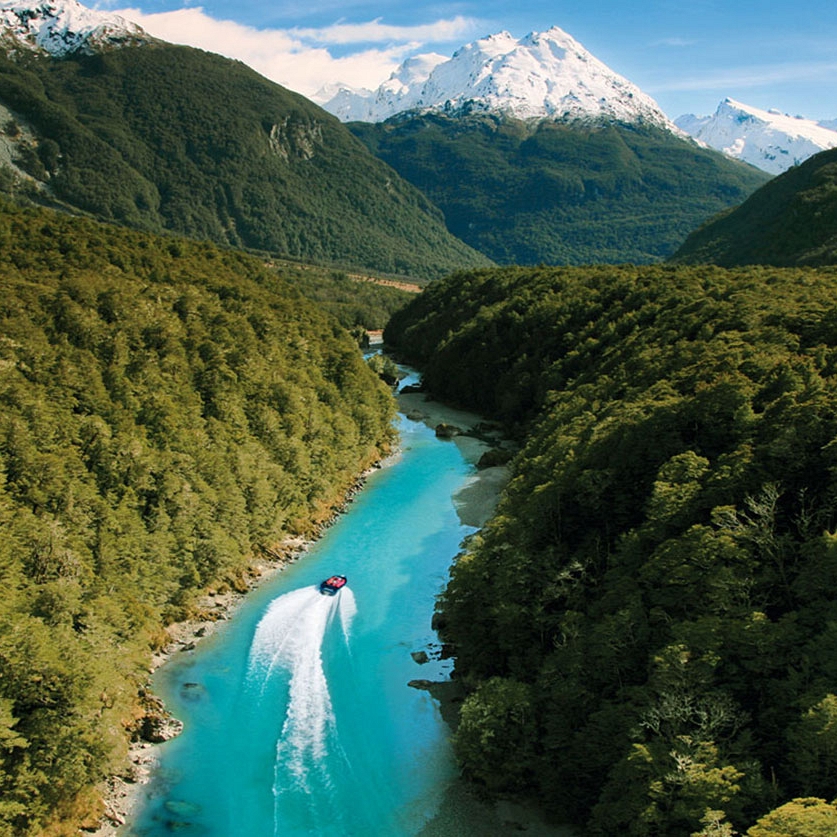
319,575,347,595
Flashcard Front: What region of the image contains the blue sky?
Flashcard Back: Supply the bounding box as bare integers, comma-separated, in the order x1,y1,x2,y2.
113,0,837,120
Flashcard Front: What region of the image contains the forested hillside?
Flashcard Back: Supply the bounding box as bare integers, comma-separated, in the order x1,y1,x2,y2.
350,114,770,265
0,198,396,835
672,147,837,267
0,44,490,278
286,264,417,334
386,264,837,835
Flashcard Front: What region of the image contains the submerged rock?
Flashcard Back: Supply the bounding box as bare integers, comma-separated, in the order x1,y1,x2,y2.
164,799,202,817
179,682,206,703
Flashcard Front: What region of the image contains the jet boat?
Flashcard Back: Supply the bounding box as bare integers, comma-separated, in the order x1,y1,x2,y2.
319,575,347,595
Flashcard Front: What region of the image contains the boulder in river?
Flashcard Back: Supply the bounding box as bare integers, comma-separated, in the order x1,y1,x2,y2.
435,423,462,438
477,448,514,469
399,382,425,394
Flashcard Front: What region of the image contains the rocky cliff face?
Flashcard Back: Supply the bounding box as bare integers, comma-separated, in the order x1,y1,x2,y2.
266,118,324,162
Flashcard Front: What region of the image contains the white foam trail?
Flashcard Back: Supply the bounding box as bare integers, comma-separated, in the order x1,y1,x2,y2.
247,586,352,795
338,587,357,642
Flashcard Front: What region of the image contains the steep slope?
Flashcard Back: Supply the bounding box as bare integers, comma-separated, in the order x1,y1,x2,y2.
322,27,673,127
671,146,837,267
0,195,397,835
351,113,770,265
328,26,769,265
385,261,837,835
676,98,837,175
0,10,490,279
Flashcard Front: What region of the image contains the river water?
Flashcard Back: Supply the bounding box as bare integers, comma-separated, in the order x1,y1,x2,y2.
129,369,571,837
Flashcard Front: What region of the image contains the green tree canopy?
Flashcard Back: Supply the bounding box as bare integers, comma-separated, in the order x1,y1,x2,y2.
0,197,396,834
386,262,837,835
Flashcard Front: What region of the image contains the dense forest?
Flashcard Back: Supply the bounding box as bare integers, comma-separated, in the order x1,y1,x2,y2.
385,264,837,835
285,263,417,334
673,147,837,268
0,197,397,835
350,114,769,265
0,43,490,278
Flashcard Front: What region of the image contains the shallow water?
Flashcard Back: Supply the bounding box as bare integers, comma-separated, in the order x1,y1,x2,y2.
131,402,483,836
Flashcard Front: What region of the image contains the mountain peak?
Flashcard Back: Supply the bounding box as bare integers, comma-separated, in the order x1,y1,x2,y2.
321,26,674,128
675,98,837,174
0,0,151,56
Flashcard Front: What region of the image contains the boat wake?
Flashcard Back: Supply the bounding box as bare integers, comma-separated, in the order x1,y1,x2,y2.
246,585,356,808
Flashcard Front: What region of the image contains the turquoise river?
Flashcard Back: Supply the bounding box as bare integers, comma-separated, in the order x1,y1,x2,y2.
128,369,569,836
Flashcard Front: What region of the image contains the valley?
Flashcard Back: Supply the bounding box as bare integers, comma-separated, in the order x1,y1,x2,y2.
1,2,837,836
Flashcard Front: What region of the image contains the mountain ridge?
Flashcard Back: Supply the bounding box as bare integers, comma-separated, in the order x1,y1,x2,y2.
0,0,152,55
0,18,491,278
671,145,837,267
676,98,837,175
322,26,676,130
350,112,770,265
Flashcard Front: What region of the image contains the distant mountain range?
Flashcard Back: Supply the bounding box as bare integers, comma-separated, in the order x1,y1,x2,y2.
322,31,837,180
329,27,769,265
676,98,837,175
0,4,802,268
0,0,490,279
672,146,837,267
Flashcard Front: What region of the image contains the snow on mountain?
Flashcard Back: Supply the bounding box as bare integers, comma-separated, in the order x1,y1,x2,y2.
675,98,837,175
321,26,675,129
314,52,448,122
0,0,151,56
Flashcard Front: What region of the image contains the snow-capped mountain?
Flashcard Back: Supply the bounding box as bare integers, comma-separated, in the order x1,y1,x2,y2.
0,0,151,56
317,52,448,122
320,27,675,129
675,98,837,175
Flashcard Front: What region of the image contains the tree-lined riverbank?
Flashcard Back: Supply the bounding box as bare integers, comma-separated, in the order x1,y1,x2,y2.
124,380,572,836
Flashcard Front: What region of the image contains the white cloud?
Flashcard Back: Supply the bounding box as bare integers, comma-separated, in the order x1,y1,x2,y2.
651,37,696,48
289,16,478,45
114,7,477,97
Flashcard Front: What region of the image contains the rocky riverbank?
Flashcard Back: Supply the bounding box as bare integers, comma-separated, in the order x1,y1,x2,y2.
396,390,577,836
396,388,516,528
91,466,382,835
94,385,516,835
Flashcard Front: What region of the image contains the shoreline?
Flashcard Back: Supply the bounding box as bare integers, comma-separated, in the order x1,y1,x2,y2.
396,389,515,528
91,463,385,835
93,389,514,835
92,534,314,835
